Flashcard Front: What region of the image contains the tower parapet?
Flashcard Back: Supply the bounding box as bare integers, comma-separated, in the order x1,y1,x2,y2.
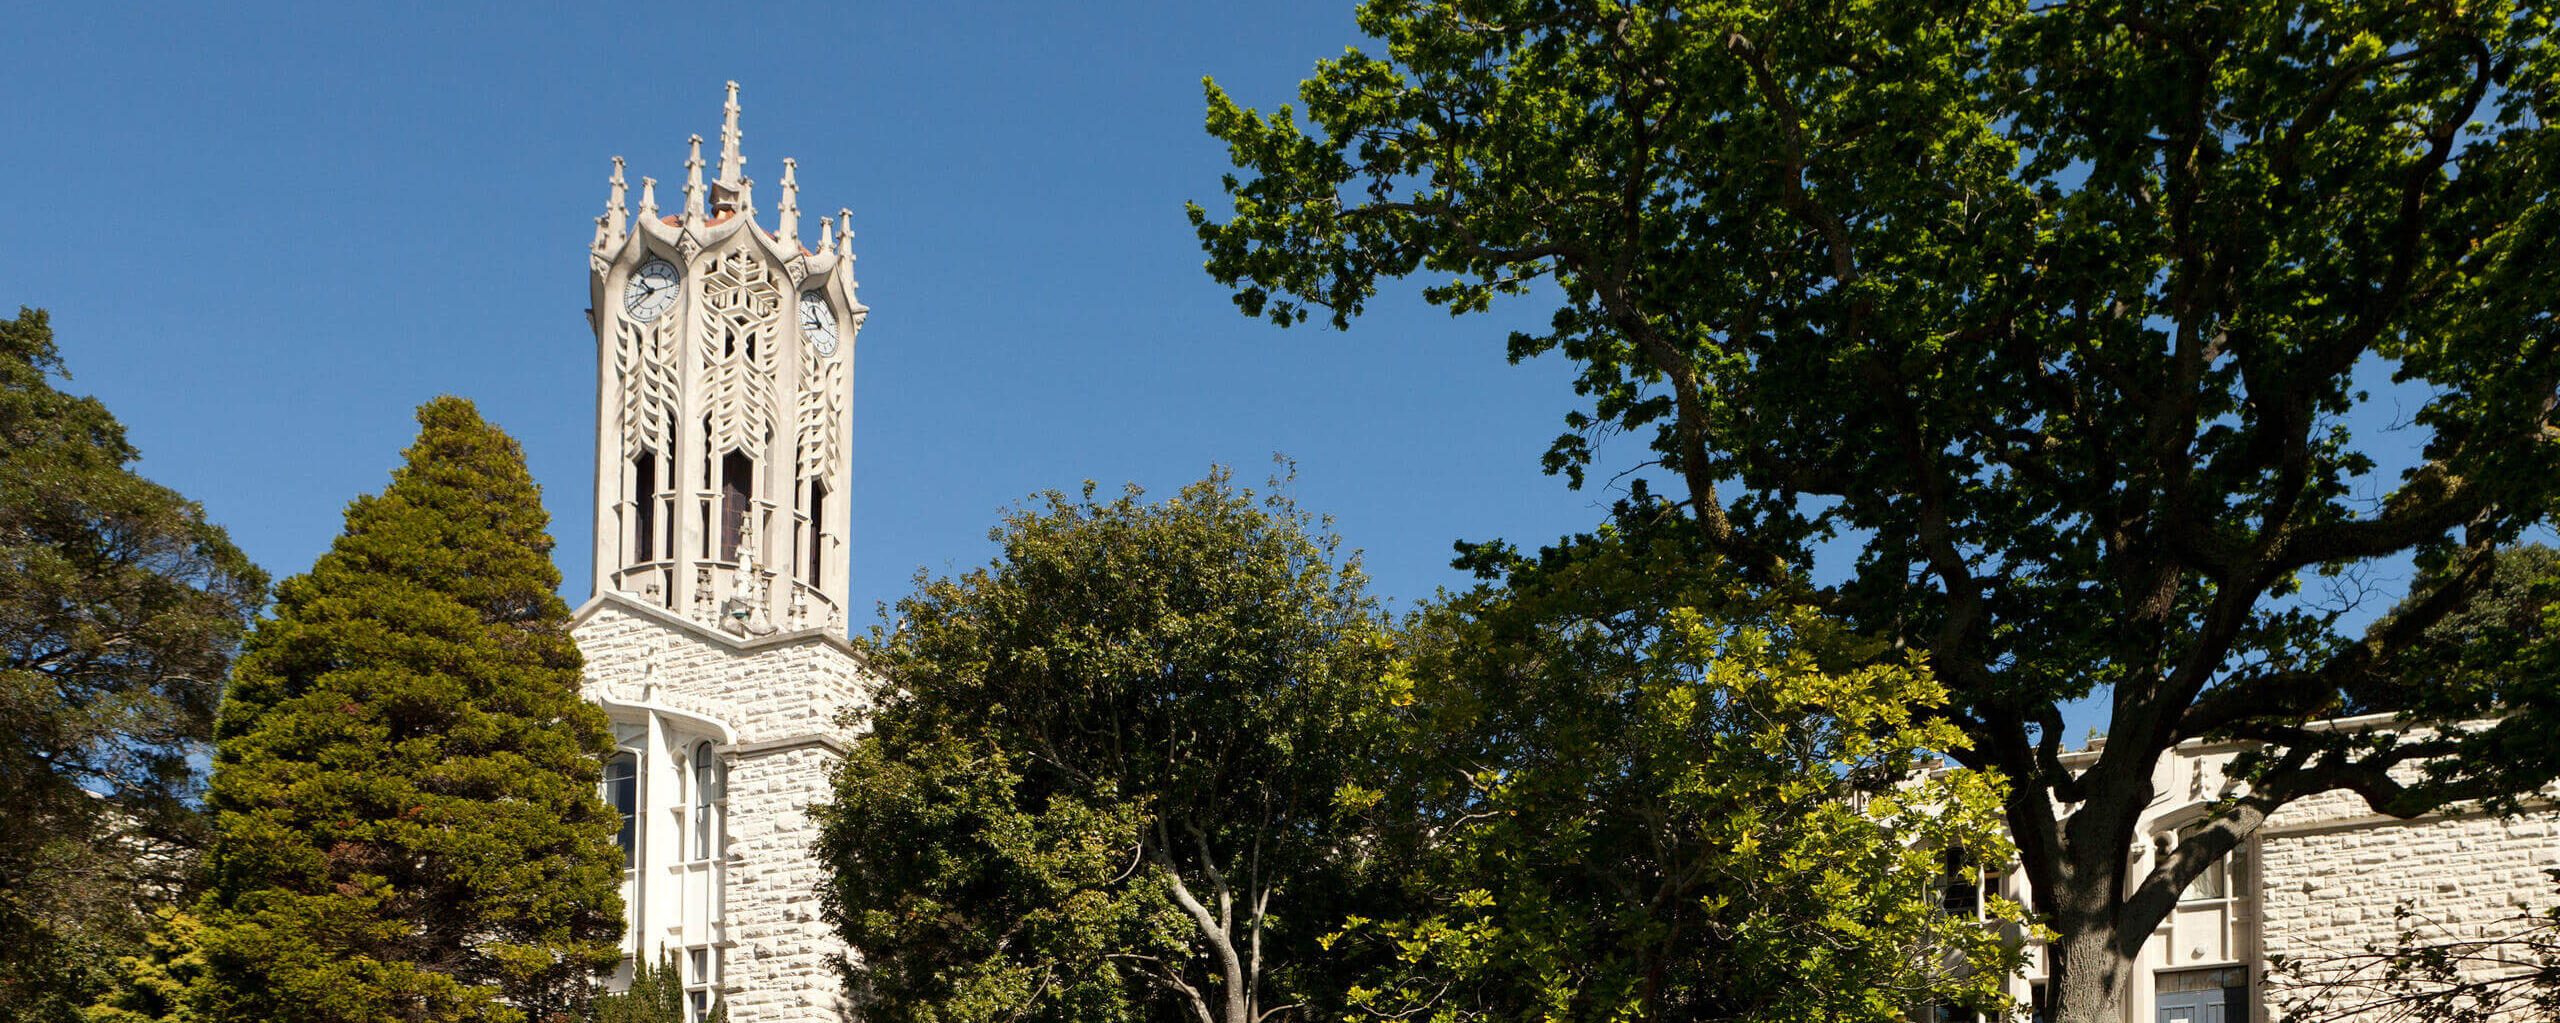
587,82,864,636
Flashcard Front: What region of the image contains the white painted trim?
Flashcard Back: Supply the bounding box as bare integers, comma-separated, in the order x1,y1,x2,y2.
720,733,851,759
593,693,737,746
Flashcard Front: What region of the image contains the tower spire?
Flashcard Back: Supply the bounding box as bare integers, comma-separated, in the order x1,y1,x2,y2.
777,158,800,246
603,156,629,241
717,80,745,186
639,176,659,218
683,134,707,223
836,209,853,257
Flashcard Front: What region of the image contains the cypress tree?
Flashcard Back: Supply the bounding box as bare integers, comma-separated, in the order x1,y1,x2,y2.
192,397,623,1023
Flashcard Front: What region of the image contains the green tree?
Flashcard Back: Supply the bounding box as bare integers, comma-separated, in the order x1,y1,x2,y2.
1192,3,2560,1021
1339,524,2024,1023
88,909,213,1023
816,470,1396,1023
0,307,266,1023
187,397,624,1023
584,956,721,1023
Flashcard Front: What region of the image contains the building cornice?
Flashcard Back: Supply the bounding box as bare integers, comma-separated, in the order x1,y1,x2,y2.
721,732,852,760
593,691,737,745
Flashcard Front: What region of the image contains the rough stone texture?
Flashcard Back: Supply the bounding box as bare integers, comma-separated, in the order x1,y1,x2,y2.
576,594,882,1023
722,743,856,1023
576,598,877,747
2259,792,2559,1022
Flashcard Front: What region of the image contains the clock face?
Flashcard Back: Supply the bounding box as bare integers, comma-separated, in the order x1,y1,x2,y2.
623,259,680,322
799,291,840,356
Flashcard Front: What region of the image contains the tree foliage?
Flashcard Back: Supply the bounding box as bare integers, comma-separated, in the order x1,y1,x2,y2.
180,397,623,1023
818,470,1395,1023
1338,523,2024,1023
0,307,266,1023
1193,2,2560,1019
584,955,721,1023
822,472,2025,1023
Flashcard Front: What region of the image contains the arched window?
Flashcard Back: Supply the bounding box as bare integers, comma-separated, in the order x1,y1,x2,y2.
692,741,721,861
604,751,638,868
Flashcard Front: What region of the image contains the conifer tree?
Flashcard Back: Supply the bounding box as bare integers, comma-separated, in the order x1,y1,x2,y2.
189,397,624,1023
583,955,721,1023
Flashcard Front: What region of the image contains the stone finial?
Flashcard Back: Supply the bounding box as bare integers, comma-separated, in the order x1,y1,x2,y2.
604,156,629,241
736,176,755,221
683,134,707,224
639,176,659,218
836,209,853,257
717,80,745,186
777,158,800,245
722,514,777,637
817,217,833,253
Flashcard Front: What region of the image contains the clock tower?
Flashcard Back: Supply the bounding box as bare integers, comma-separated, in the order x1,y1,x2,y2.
570,83,881,1023
587,81,863,630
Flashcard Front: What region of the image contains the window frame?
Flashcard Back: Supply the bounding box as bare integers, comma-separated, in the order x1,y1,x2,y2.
692,741,722,862
604,750,639,869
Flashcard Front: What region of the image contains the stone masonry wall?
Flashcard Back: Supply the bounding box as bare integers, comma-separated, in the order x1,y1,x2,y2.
2259,792,2558,1022
722,744,853,1023
576,596,882,1023
575,600,878,746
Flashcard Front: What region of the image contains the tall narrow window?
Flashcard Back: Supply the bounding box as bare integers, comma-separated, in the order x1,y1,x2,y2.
699,417,716,559
718,452,753,562
604,752,638,868
685,947,717,1023
632,453,658,562
806,481,828,586
692,741,720,861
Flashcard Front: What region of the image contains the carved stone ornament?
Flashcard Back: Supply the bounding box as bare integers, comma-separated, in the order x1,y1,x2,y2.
784,254,809,285
676,231,704,264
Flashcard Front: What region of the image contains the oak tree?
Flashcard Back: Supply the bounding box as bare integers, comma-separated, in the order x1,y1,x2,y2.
1193,3,2560,1020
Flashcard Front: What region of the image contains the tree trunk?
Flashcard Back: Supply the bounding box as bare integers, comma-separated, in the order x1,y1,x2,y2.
2047,900,2132,1023
2033,774,2146,1023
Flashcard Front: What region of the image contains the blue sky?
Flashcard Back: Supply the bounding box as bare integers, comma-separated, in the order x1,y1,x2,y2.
1,2,1621,625
1,4,2470,749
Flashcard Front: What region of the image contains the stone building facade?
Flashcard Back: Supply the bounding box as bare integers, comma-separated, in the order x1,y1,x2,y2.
569,84,882,1023
1975,722,2559,1023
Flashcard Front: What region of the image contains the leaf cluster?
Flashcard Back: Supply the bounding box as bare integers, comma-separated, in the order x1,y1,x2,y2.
1341,522,2024,1023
